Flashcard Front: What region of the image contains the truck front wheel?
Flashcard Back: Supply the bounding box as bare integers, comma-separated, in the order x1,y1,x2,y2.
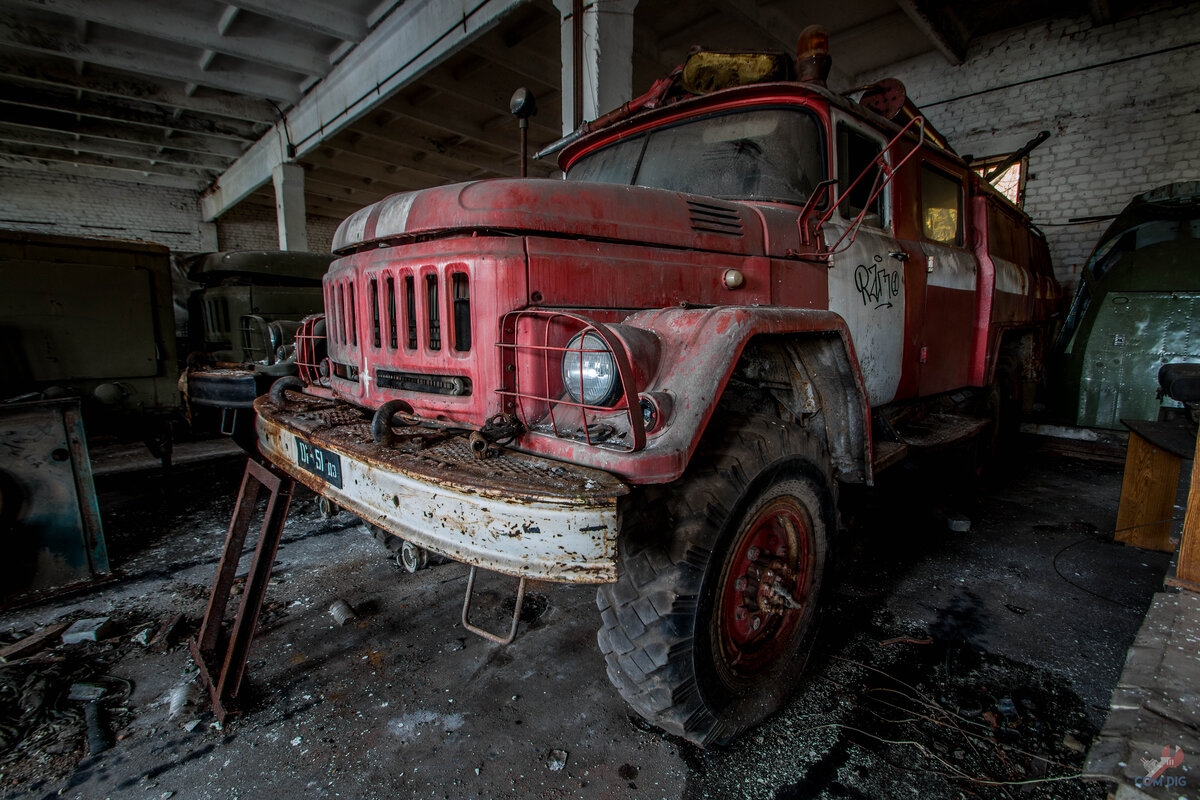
596,419,833,746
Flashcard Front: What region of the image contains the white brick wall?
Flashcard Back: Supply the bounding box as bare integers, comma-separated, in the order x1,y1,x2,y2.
856,5,1200,288
0,166,344,253
215,203,342,253
0,168,207,251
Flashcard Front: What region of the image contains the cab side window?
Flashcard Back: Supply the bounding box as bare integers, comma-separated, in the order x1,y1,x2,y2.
837,123,886,227
921,165,963,245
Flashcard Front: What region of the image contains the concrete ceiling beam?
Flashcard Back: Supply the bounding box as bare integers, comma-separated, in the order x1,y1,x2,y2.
0,123,234,171
0,153,209,189
0,85,264,141
201,0,527,221
894,0,967,65
0,11,302,103
0,57,275,124
0,104,248,158
0,142,216,181
2,0,330,77
229,0,368,43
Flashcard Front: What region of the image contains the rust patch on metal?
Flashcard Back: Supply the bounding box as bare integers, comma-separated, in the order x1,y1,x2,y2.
256,393,628,505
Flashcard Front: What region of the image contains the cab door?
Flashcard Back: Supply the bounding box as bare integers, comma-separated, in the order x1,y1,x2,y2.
825,114,924,406
915,162,978,394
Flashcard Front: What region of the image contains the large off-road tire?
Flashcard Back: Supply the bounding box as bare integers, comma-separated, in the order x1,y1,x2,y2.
597,417,835,746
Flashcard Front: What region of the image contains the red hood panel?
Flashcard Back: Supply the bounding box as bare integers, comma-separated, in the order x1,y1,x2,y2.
333,179,764,257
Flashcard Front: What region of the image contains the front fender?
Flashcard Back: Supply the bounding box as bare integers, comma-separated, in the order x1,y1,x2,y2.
523,306,872,484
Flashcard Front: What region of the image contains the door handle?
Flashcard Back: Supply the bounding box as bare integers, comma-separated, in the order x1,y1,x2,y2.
888,251,909,262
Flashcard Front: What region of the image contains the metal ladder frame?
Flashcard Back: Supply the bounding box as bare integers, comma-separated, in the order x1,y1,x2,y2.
190,458,294,722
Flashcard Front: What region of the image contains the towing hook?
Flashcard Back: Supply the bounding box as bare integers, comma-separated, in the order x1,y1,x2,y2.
269,376,303,408
372,399,415,447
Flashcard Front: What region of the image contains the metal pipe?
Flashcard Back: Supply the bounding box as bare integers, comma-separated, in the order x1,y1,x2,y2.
572,0,583,129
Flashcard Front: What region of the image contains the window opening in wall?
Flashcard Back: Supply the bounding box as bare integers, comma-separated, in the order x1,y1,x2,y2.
972,155,1027,208
921,164,964,245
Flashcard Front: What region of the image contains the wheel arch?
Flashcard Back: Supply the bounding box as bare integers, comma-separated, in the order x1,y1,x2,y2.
625,306,873,486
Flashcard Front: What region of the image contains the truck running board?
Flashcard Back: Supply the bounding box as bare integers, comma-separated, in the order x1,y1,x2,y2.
873,412,992,476
892,412,990,449
461,566,527,645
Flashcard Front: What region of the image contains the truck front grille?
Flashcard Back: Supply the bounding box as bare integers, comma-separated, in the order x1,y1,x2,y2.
376,369,471,396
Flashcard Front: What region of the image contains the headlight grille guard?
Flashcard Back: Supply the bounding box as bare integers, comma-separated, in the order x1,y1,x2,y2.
295,313,334,394
496,309,646,452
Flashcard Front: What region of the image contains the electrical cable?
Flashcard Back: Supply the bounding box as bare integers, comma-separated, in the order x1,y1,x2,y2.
921,40,1200,108
268,100,296,159
1050,515,1179,610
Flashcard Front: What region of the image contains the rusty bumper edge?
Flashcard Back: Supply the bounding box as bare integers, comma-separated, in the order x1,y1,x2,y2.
256,407,621,584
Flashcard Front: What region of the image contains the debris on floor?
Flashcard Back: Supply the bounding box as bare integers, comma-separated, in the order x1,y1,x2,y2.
0,447,1173,799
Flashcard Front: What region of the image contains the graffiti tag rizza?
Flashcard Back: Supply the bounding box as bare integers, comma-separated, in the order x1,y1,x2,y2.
854,254,901,310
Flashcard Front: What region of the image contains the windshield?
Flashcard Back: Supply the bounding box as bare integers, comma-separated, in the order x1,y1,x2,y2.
566,108,824,205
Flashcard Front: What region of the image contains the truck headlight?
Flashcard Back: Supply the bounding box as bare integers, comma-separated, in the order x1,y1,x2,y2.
562,331,618,406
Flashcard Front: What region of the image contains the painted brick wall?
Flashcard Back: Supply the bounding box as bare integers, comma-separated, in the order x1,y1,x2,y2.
0,166,343,254
0,167,207,251
216,203,342,253
856,5,1200,288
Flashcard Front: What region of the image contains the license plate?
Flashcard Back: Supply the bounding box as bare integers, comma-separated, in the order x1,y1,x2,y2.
295,437,343,489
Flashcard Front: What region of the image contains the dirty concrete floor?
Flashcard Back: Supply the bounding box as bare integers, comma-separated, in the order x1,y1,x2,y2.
0,439,1169,800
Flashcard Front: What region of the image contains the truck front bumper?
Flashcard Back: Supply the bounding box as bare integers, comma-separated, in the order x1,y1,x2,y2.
254,392,628,583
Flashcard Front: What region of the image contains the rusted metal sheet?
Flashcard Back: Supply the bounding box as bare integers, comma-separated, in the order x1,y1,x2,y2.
255,394,626,583
0,398,110,605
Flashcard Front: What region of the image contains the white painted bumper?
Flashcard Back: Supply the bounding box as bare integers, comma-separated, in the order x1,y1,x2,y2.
255,396,625,583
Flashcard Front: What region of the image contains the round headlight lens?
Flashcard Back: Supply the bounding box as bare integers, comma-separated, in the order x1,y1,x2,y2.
562,331,618,406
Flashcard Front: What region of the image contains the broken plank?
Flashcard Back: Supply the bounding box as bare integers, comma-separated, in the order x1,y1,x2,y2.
0,622,70,662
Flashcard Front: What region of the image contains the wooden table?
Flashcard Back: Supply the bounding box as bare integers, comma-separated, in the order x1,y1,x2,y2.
1116,418,1200,591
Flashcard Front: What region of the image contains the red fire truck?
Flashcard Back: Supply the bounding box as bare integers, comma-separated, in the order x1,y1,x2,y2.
255,33,1061,745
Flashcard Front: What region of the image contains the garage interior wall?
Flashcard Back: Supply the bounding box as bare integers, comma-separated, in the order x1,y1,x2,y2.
0,170,209,252
857,3,1200,289
215,204,342,254
0,166,344,254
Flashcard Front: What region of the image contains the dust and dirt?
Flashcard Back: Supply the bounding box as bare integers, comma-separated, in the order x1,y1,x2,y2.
0,445,1169,799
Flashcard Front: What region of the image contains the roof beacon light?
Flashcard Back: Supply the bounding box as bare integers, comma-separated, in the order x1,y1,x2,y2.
797,25,831,86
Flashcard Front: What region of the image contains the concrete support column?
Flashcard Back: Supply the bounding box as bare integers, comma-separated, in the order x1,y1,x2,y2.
552,0,639,136
198,221,218,252
271,162,308,252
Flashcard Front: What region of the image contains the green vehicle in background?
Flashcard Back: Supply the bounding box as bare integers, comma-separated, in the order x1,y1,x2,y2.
1056,181,1200,429
183,250,333,449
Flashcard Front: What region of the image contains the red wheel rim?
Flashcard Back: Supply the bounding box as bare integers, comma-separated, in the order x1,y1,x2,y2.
716,496,813,678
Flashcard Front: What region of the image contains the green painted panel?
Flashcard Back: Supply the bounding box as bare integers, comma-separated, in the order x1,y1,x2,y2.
1077,291,1200,428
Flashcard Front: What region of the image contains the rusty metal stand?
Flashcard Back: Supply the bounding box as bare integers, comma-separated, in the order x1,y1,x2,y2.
190,458,294,722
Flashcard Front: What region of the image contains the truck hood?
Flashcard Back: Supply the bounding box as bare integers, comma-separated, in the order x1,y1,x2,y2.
332,178,765,256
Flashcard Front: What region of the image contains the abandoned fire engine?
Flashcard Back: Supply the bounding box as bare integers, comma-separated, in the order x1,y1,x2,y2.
253,32,1061,745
